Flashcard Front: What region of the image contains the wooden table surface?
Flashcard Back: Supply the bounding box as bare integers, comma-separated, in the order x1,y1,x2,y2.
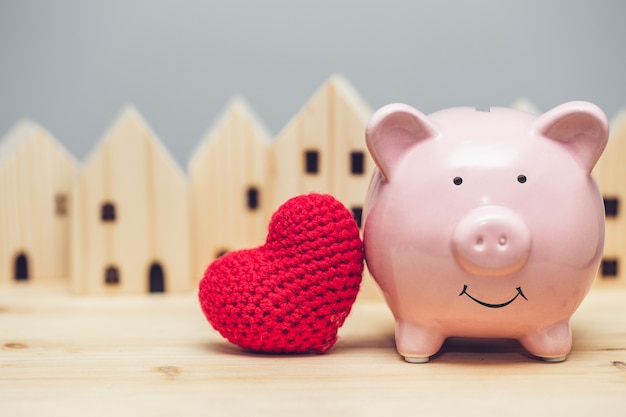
1,281,625,416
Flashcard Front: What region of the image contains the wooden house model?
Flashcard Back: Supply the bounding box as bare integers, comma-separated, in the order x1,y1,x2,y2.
70,106,190,294
188,98,271,279
0,121,78,284
592,110,626,285
269,74,373,227
269,75,379,298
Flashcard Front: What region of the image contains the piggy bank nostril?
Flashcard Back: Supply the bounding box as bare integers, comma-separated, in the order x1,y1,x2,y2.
499,236,507,246
475,236,484,246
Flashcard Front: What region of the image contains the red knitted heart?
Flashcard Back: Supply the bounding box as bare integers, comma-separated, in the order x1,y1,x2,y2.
198,193,364,354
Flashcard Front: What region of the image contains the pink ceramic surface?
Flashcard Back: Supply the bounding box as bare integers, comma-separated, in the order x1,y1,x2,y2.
363,102,609,363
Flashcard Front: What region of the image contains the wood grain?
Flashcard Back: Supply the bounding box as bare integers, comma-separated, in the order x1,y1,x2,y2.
1,282,624,416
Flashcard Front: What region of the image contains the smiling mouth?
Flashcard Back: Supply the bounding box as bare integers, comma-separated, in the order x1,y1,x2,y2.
459,285,528,308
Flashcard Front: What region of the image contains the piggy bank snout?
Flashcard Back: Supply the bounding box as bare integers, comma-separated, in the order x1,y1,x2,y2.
452,207,531,277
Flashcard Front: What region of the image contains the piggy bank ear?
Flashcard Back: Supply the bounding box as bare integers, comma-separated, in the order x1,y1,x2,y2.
366,103,439,180
533,101,608,174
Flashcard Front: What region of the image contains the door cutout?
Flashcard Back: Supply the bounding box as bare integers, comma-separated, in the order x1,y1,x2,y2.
149,263,165,293
15,253,29,281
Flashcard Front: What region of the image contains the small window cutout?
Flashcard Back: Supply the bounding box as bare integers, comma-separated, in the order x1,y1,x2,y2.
601,258,618,278
350,151,365,175
101,202,116,222
604,197,619,218
305,150,319,174
247,187,260,210
351,206,363,229
105,266,120,285
55,194,68,216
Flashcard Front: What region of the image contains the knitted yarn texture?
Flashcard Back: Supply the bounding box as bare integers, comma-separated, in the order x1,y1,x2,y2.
198,193,364,354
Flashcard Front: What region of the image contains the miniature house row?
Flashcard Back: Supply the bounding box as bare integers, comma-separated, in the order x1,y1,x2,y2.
0,75,380,296
1,76,626,296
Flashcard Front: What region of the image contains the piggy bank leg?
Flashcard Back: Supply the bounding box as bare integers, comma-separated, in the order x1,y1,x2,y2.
519,320,572,362
395,320,446,363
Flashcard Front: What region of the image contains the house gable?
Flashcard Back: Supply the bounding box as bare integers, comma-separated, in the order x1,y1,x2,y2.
0,120,77,283
188,98,271,276
269,75,373,217
71,106,189,294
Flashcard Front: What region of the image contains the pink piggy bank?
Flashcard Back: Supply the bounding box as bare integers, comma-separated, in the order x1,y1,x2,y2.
363,101,609,363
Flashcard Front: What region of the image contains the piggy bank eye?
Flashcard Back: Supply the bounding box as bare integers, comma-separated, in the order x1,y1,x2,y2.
453,176,463,186
517,175,527,184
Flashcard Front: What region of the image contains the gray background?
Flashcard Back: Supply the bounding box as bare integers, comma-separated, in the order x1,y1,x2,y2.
1,0,625,167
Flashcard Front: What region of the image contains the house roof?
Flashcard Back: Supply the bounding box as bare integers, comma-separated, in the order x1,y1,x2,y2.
0,119,77,171
81,105,187,183
272,73,371,144
188,97,271,174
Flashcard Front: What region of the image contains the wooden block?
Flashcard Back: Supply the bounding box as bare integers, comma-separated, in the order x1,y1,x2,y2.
592,109,626,286
0,121,77,285
188,98,271,280
270,79,333,211
71,106,189,294
327,75,373,227
269,75,380,300
270,75,374,213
